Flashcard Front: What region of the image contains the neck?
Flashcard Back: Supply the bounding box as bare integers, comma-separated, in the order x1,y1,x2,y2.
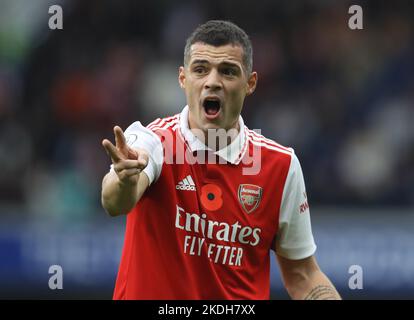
188,115,240,151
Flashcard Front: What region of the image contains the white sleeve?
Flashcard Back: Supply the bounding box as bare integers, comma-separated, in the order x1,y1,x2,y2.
110,121,164,185
274,151,317,260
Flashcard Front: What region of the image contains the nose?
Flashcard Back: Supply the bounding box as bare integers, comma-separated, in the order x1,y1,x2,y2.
204,69,222,91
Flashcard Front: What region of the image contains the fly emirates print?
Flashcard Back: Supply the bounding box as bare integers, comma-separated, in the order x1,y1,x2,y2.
175,203,261,267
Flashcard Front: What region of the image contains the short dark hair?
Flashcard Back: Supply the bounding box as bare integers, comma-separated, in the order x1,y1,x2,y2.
184,20,253,74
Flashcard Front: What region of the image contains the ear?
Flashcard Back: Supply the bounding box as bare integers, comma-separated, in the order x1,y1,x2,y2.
246,71,258,96
178,66,186,89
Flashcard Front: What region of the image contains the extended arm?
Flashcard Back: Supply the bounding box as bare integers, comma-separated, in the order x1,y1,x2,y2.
101,168,149,217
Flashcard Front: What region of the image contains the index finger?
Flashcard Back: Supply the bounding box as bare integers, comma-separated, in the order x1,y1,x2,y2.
102,139,122,163
114,126,127,150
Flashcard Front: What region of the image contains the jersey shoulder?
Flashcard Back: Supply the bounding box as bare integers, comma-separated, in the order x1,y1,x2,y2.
146,114,180,133
244,127,294,158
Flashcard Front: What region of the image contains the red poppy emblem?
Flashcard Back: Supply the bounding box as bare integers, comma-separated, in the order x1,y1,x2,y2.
200,184,223,211
238,184,263,214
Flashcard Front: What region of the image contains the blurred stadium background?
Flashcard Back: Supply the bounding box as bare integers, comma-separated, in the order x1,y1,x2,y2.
0,0,413,299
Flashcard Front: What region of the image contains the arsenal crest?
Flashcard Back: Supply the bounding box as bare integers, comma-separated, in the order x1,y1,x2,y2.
238,184,263,214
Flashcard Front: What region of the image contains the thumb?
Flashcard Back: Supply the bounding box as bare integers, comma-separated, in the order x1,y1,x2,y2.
137,150,149,169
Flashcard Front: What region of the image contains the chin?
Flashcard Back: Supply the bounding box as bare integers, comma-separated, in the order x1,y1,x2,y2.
201,121,222,131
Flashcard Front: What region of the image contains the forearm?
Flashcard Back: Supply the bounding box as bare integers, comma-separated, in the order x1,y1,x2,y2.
289,270,341,300
101,171,140,216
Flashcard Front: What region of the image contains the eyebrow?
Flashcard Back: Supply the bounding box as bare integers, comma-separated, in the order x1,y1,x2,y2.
190,59,209,65
190,59,241,69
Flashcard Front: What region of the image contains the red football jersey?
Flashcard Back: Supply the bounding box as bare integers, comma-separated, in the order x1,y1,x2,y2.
113,106,316,299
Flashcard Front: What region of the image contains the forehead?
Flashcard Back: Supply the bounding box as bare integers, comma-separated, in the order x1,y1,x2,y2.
188,43,244,66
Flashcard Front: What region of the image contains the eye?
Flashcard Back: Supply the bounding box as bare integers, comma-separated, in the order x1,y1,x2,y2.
222,68,237,76
193,66,207,74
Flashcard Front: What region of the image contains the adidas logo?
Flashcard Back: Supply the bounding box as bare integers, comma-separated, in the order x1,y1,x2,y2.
176,175,196,191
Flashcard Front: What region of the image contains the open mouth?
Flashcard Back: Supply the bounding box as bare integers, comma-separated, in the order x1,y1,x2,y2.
202,98,221,118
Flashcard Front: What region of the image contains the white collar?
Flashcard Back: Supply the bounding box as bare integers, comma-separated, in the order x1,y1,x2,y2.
179,105,246,164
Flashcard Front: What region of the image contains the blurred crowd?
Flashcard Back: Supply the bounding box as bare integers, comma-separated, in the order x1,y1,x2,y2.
0,0,413,222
